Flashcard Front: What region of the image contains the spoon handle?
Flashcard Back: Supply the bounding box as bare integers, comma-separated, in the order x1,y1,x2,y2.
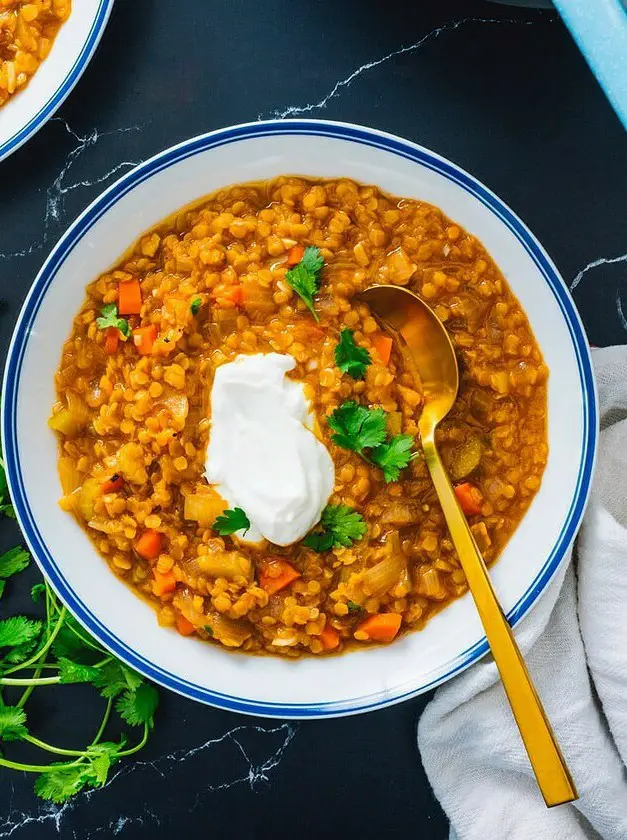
421,435,577,807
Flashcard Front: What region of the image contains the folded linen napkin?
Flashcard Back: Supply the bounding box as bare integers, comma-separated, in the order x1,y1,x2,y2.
418,345,627,840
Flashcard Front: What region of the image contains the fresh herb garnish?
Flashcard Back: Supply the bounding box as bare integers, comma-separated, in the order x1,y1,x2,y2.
370,434,415,483
96,303,130,337
327,401,415,482
213,507,251,536
190,297,202,315
327,401,387,454
347,600,363,614
0,547,29,600
203,625,214,637
334,329,372,379
0,554,158,803
304,504,366,552
285,246,324,321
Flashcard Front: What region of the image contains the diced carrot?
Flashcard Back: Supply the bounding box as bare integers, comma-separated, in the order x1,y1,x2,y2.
212,285,245,308
101,473,124,494
152,570,176,597
259,558,301,595
320,624,340,651
454,482,483,516
135,529,163,560
132,324,158,355
104,327,119,355
355,612,402,643
286,244,305,266
372,333,393,366
118,279,142,315
176,614,196,636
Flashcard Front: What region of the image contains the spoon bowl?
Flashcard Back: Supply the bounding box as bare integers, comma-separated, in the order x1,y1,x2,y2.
359,283,577,808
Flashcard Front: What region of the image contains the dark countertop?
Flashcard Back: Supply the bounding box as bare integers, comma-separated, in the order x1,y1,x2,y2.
0,1,625,837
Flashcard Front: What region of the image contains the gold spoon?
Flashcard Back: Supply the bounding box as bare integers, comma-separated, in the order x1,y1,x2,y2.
359,284,577,808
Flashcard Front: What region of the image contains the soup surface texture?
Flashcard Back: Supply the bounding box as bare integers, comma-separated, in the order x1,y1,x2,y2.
51,176,548,657
0,0,71,107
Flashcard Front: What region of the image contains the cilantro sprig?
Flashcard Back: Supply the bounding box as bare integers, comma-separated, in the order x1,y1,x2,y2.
328,400,415,482
190,297,202,315
0,544,158,803
213,507,250,536
304,504,366,552
96,303,130,337
334,329,372,380
285,246,324,321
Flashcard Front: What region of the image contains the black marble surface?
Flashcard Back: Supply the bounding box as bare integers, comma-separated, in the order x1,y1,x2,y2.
0,1,625,837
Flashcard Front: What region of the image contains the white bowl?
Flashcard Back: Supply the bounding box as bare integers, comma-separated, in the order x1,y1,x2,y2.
2,120,598,718
0,0,114,163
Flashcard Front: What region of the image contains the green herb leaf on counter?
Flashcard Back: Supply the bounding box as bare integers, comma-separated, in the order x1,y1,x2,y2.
285,246,324,321
0,546,30,579
96,303,130,337
116,682,159,728
213,507,251,536
57,658,101,685
190,296,202,315
0,705,28,742
370,434,414,483
31,583,46,603
0,616,42,649
334,329,372,380
0,455,15,519
304,504,367,552
327,401,387,453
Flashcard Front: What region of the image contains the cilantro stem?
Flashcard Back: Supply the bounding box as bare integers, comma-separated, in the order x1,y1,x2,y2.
23,735,85,758
90,697,113,746
117,723,149,757
0,675,60,686
0,756,83,774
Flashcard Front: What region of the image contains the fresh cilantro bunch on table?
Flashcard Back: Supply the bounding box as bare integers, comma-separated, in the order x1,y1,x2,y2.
0,454,15,519
327,400,415,482
304,504,367,552
0,545,158,803
95,303,130,337
285,246,324,321
334,329,372,380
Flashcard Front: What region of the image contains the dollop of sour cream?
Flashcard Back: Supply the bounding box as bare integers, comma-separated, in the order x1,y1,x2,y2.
205,353,335,546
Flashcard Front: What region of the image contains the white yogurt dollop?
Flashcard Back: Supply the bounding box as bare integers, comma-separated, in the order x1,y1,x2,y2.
205,353,335,546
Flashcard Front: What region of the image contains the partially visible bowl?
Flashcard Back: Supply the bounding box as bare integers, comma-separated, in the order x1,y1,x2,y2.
0,0,114,164
2,120,598,718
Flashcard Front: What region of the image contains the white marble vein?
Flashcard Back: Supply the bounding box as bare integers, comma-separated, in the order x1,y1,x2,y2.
569,250,627,291
261,17,538,120
616,290,627,332
0,118,141,261
0,723,297,838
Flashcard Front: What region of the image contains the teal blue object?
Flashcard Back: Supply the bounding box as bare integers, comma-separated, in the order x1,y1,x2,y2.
553,0,627,130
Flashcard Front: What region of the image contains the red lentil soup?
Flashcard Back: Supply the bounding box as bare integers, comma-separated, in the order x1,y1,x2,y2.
50,176,548,657
0,0,71,107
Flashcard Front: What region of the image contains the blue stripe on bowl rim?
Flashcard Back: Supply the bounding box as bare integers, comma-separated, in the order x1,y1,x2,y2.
0,0,114,164
1,120,598,718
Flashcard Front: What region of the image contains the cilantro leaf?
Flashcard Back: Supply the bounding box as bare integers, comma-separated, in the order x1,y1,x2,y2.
0,580,4,599
334,329,371,380
96,304,130,338
115,683,159,728
327,401,387,453
92,659,143,699
58,658,101,685
0,617,42,649
304,504,366,552
285,246,324,321
31,583,46,603
370,434,414,483
0,455,15,519
190,297,202,315
213,507,250,536
33,748,123,804
0,547,30,579
347,600,363,614
0,706,28,742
